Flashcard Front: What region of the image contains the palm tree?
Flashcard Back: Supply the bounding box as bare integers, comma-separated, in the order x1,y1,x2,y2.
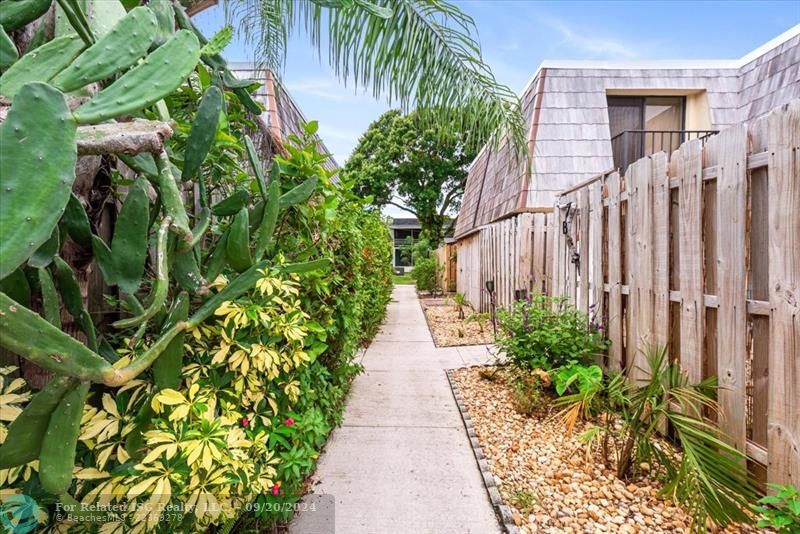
223,0,526,157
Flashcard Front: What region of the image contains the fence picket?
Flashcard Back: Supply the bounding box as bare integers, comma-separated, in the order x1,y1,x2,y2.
579,188,590,314
709,124,749,455
767,102,800,486
607,172,624,371
677,139,705,385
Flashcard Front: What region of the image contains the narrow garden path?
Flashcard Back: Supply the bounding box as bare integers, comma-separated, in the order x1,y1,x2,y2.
291,285,501,534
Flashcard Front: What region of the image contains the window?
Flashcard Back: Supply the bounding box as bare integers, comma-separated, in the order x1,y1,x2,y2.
608,96,685,172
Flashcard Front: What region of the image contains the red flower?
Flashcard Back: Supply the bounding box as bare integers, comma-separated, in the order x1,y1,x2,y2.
241,417,249,427
272,482,282,496
284,417,295,426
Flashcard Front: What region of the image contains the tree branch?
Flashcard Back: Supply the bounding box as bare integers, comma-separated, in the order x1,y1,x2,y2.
386,200,418,218
438,186,462,216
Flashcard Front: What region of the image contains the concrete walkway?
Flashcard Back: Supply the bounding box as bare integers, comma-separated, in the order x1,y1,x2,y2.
290,285,500,534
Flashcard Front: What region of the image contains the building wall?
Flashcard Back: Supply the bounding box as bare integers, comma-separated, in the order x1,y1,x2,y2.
525,66,742,208
454,27,800,238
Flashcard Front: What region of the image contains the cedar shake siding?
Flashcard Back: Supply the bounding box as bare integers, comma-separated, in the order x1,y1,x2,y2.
454,25,800,239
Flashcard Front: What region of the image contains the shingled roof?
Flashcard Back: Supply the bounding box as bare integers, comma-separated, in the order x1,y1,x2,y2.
228,64,339,173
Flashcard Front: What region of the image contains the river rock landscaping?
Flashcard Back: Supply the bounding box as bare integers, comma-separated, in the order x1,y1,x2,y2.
420,297,494,347
452,366,769,534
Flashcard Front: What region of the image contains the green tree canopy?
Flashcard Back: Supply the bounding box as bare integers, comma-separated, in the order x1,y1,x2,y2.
343,109,475,245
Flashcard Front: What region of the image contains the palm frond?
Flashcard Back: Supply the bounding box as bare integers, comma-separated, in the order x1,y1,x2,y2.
665,411,758,529
227,0,294,74
227,0,526,158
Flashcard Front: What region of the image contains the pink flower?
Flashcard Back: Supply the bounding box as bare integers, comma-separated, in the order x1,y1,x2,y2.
272,482,282,496
241,417,249,427
284,417,295,427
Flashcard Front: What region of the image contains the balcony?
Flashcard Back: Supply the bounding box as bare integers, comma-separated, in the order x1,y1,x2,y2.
611,129,718,174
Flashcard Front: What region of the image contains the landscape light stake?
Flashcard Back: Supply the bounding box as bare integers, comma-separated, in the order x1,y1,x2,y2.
485,280,497,335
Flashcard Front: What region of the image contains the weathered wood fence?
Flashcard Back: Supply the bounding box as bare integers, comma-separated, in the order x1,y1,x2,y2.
551,101,799,486
456,212,554,312
433,242,457,292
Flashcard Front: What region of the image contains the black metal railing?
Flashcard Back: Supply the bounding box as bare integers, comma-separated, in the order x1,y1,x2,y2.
611,129,718,174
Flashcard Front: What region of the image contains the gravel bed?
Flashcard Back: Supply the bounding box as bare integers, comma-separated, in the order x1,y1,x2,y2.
451,366,765,534
420,298,494,347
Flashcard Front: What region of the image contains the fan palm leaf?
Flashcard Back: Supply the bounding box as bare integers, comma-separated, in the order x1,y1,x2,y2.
225,0,526,157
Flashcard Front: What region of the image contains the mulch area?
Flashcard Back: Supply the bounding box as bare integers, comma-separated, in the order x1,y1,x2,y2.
451,366,765,534
419,296,494,347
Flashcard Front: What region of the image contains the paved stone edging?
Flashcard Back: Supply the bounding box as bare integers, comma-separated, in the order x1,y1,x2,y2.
445,368,520,534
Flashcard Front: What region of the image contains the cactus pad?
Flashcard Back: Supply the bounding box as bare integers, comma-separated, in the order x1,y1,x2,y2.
73,29,200,124
52,6,158,93
0,82,77,280
182,85,223,180
0,0,52,32
0,35,85,99
0,28,18,68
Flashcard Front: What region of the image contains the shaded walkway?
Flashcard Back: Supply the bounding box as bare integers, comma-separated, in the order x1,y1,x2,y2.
291,285,500,534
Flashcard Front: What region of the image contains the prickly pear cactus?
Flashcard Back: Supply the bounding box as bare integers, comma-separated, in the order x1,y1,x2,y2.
72,29,200,124
0,82,77,279
51,6,158,93
0,35,85,98
0,0,52,32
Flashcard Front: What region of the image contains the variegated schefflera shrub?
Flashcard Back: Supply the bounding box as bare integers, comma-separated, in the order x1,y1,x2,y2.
0,0,393,531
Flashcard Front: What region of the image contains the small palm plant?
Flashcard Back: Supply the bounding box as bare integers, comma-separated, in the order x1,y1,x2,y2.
452,292,468,319
556,345,759,531
465,311,490,334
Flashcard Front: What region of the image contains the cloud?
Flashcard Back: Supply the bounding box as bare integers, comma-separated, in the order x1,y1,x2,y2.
286,78,351,101
543,16,641,59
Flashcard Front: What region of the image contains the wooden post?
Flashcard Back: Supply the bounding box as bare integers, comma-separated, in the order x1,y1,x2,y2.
767,102,800,486
532,213,546,294
553,203,565,297
710,124,748,455
677,139,705,386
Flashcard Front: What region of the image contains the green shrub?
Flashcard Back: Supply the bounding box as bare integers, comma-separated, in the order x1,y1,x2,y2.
755,483,800,532
496,295,608,370
0,127,393,532
410,239,441,294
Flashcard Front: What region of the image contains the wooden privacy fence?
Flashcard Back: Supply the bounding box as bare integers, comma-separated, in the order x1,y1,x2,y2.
433,242,457,292
551,101,799,486
456,212,554,312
